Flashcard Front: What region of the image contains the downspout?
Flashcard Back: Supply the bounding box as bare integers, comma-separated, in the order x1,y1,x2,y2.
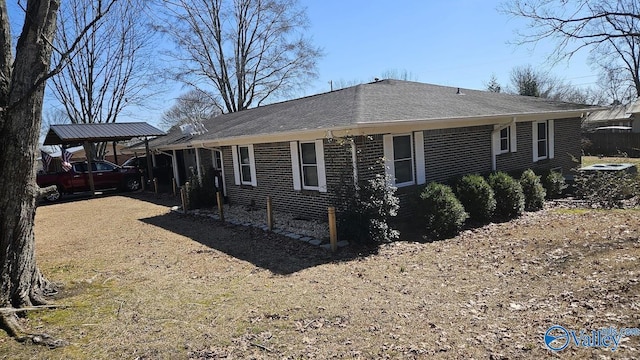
171,149,180,185
491,117,516,172
195,147,202,182
350,138,358,187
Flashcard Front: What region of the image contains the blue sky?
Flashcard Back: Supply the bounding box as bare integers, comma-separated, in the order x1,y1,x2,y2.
7,0,600,128
302,0,598,95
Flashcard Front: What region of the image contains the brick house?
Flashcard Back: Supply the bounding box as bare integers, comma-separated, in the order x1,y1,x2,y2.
148,80,594,220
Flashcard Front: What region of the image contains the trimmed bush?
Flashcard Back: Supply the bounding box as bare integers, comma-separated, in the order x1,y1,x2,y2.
520,169,546,211
187,167,218,209
488,172,525,219
543,171,567,199
336,171,400,245
456,174,496,222
419,182,468,239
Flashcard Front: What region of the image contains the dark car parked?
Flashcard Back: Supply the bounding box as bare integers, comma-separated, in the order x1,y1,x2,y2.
37,160,141,201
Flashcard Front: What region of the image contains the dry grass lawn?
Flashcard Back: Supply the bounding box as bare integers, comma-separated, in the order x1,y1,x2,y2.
582,155,640,167
1,192,639,359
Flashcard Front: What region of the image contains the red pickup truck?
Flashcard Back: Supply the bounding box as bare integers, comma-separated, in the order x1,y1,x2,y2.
37,160,141,201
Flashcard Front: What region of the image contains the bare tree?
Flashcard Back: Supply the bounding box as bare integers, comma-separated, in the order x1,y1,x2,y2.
40,109,69,153
380,69,419,81
596,61,637,104
501,0,640,98
158,0,322,114
509,65,555,97
0,0,116,344
508,64,604,104
160,89,220,130
50,0,155,159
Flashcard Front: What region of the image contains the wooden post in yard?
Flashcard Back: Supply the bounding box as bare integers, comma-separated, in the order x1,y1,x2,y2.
216,191,224,222
153,178,158,195
266,196,273,231
184,181,190,209
180,187,187,214
328,206,337,252
172,178,176,197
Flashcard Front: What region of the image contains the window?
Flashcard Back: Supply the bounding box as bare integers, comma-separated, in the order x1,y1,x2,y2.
533,120,554,162
300,142,319,188
290,140,327,192
500,127,510,152
239,146,252,183
231,145,256,186
95,162,115,171
493,123,517,156
383,133,424,187
393,135,413,185
214,151,222,170
73,163,86,173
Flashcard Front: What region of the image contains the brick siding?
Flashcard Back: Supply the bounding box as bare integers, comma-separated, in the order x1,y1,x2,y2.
222,141,352,221
218,119,581,220
423,126,493,183
496,118,582,175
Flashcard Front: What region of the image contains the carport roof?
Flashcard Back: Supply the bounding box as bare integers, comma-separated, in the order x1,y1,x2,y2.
43,122,165,145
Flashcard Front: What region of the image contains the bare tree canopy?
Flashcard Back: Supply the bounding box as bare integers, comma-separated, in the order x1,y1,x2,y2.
501,0,640,99
506,64,605,104
50,0,156,159
158,0,322,114
160,89,221,130
0,0,117,344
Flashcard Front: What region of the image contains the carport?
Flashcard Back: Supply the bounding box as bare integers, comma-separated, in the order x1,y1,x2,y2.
43,122,166,195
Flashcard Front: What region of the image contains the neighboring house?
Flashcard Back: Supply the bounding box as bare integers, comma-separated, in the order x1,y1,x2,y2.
583,98,640,133
147,79,595,220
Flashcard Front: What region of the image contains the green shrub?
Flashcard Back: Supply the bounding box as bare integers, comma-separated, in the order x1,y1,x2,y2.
519,169,546,211
488,172,525,219
456,174,496,222
418,182,468,239
543,171,567,199
187,167,218,209
336,170,400,245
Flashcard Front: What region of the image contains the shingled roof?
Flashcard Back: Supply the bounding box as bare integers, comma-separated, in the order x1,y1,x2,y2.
149,79,598,149
44,122,165,145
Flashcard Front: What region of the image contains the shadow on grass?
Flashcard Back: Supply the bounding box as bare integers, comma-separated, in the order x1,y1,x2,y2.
138,209,380,276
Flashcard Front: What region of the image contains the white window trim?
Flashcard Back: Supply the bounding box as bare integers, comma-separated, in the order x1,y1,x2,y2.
383,133,416,188
493,123,517,156
414,131,426,185
532,120,554,162
232,144,257,187
290,140,327,193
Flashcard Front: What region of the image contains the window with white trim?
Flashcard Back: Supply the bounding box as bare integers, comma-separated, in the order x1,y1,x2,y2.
393,135,414,185
383,133,425,187
300,142,319,188
238,146,252,184
532,120,554,162
493,123,517,156
290,140,327,192
231,145,257,186
500,127,510,152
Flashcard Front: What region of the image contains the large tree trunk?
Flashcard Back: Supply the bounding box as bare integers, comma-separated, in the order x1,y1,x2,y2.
0,0,61,340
